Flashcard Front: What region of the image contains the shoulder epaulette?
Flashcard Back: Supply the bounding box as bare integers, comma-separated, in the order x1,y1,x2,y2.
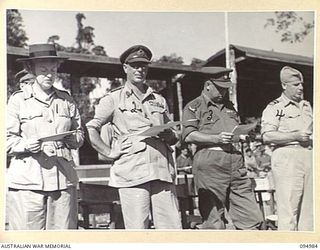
269,98,280,106
224,99,235,109
188,99,201,112
11,89,23,96
54,88,73,101
10,90,24,99
55,88,71,96
110,85,124,93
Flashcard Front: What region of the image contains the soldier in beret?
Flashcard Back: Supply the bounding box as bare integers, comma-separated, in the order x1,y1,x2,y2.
86,45,181,229
261,66,313,231
182,67,263,230
7,44,84,230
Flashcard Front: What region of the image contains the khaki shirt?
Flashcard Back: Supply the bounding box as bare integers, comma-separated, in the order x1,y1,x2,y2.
7,85,84,191
86,82,175,187
182,92,240,142
261,93,313,140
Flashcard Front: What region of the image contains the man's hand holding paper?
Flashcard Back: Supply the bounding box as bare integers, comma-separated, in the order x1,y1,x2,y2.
231,121,258,136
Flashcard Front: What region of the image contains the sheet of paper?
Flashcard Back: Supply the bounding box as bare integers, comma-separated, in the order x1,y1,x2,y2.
137,121,182,137
232,121,257,135
39,130,77,142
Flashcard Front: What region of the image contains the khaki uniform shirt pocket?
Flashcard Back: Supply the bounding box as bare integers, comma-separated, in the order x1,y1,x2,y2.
201,115,220,133
8,156,42,187
112,140,149,182
280,113,301,132
55,102,72,132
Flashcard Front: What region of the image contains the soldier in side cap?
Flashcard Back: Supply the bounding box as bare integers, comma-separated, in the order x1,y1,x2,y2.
182,66,263,230
14,69,35,89
261,66,313,231
86,45,181,229
7,44,84,230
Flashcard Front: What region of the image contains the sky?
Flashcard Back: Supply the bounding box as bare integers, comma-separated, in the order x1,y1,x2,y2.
18,10,314,65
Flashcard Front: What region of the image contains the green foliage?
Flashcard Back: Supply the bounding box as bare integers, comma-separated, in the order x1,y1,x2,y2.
265,11,314,43
7,9,28,47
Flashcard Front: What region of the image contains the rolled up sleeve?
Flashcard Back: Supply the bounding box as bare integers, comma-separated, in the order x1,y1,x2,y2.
181,106,199,142
86,95,114,132
261,105,279,135
67,101,85,149
7,94,28,155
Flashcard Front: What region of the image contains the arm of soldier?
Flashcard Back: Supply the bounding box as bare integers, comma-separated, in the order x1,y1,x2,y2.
86,96,131,160
158,102,178,145
263,130,310,144
7,94,41,155
181,104,233,145
87,127,132,160
261,104,309,144
185,131,233,145
63,102,84,149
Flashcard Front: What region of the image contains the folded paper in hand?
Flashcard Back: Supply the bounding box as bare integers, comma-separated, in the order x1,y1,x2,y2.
138,121,182,137
39,130,77,142
231,122,257,135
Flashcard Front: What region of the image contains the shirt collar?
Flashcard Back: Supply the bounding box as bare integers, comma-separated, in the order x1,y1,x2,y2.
124,81,155,102
281,93,300,107
201,91,224,109
29,84,56,101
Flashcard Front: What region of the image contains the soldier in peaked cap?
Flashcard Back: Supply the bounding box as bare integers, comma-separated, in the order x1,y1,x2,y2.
261,66,313,231
7,44,84,230
86,45,181,229
182,66,263,230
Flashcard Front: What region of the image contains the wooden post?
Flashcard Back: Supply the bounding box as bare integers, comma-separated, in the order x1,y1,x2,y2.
224,13,238,110
166,78,174,116
229,49,238,111
70,74,81,166
176,81,183,121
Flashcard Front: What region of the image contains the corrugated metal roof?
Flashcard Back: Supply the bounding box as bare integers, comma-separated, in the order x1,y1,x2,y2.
205,44,313,67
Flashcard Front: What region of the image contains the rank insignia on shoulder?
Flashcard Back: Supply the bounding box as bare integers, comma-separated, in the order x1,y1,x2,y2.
111,86,124,93
188,106,197,112
188,100,201,112
125,90,132,98
269,99,280,105
149,100,165,109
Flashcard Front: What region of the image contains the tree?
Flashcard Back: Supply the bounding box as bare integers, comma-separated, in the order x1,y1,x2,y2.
92,45,107,56
7,9,29,99
265,11,314,43
7,9,28,47
45,13,109,127
156,53,184,64
147,53,185,93
190,57,205,68
75,13,96,52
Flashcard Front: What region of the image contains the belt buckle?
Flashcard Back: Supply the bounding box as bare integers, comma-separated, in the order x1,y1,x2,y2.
42,144,56,157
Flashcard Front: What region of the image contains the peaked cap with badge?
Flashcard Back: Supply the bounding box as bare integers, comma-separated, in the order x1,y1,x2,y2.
16,44,68,62
120,45,152,64
200,66,234,88
280,66,303,85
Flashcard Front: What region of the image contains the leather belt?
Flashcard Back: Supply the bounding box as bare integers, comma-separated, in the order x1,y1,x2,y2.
41,141,73,161
198,144,235,152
